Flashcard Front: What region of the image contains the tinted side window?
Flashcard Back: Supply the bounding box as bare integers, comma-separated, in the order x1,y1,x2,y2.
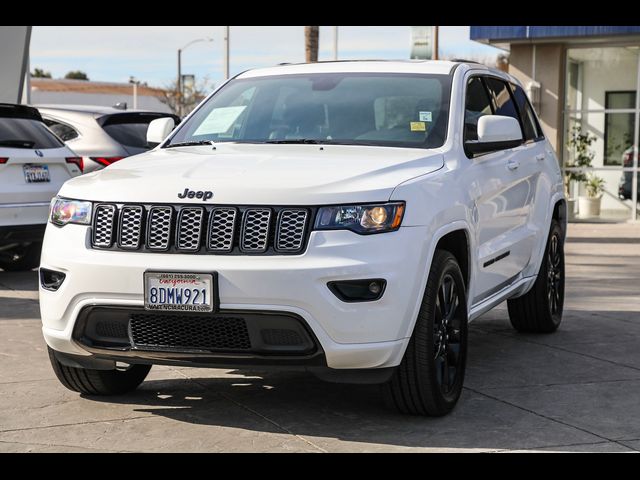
0,118,64,149
484,77,520,123
511,84,543,141
44,119,79,142
100,114,177,149
464,77,493,142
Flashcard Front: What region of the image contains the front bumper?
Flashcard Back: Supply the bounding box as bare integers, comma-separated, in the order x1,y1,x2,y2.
40,223,432,370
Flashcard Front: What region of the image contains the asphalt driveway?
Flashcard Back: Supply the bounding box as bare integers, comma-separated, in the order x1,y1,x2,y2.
1,223,639,452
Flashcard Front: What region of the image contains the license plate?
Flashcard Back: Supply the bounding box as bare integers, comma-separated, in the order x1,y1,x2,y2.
144,272,215,313
23,164,50,183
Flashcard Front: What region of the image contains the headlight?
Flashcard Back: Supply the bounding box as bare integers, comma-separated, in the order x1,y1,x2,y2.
50,197,92,226
314,202,405,234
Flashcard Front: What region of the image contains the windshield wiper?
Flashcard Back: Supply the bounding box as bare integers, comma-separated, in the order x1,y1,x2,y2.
164,140,214,149
265,139,324,145
0,139,36,149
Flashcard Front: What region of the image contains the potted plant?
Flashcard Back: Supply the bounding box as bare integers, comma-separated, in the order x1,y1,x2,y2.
566,125,596,218
579,174,606,217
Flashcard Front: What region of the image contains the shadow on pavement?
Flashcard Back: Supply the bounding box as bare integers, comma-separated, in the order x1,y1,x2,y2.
0,270,39,292
0,297,40,320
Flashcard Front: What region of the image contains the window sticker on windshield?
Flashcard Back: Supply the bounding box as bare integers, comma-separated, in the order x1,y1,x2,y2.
410,122,427,132
419,111,433,122
193,106,246,136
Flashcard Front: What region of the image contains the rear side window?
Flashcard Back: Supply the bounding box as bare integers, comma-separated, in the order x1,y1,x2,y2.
0,117,65,149
511,84,543,141
99,113,177,149
484,77,520,123
464,77,493,142
44,119,80,142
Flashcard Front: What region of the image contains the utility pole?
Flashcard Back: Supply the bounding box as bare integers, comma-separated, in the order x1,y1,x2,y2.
129,76,140,110
224,26,230,80
177,49,182,116
333,26,339,61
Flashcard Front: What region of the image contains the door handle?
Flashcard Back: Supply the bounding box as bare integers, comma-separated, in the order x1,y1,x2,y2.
507,160,520,171
536,154,546,162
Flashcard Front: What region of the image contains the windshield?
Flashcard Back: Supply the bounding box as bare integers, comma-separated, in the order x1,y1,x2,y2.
166,73,452,149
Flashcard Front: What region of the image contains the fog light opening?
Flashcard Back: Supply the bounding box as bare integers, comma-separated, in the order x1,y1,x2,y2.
40,268,66,292
328,279,387,303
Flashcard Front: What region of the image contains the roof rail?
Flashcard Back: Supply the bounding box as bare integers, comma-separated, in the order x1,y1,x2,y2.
451,59,484,65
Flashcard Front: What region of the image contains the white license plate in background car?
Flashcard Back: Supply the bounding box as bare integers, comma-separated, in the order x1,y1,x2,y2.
23,164,50,183
144,272,215,313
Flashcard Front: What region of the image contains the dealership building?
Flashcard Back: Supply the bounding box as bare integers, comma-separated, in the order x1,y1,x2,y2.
472,26,640,222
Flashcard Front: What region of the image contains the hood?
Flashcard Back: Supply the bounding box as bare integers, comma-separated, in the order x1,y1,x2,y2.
59,143,444,205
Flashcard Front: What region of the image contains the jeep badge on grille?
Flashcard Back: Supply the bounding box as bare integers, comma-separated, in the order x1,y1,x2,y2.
178,188,213,201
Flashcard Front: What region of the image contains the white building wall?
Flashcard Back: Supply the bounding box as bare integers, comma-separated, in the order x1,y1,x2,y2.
0,26,31,103
30,91,172,113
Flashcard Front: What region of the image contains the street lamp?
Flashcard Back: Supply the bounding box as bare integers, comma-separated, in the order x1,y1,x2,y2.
177,37,213,116
129,76,140,110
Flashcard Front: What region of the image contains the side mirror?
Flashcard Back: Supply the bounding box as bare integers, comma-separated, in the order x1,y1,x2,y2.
465,115,523,156
147,117,176,148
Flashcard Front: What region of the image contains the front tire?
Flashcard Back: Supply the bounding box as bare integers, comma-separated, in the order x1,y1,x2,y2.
382,250,468,416
508,220,565,333
48,347,151,396
0,241,42,272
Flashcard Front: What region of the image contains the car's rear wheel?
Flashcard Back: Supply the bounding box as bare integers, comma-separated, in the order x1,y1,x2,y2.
382,250,468,416
48,347,151,396
0,242,42,272
508,220,565,333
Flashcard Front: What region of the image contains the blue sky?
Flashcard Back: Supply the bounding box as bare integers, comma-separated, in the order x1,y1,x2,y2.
30,26,501,89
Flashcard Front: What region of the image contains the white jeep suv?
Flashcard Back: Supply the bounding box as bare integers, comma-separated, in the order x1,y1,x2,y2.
40,61,566,416
1,104,82,271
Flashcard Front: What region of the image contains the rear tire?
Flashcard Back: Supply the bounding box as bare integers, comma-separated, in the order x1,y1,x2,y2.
48,347,151,396
508,220,565,333
382,250,468,416
0,242,42,272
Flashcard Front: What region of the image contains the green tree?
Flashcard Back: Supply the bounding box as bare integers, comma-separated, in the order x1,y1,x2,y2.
64,70,90,81
566,124,597,192
31,68,52,78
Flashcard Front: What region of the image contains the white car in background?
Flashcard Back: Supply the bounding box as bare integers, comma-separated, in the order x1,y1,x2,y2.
0,103,82,271
38,105,180,173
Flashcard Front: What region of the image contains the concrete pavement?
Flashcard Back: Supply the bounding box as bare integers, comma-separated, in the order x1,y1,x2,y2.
1,223,639,452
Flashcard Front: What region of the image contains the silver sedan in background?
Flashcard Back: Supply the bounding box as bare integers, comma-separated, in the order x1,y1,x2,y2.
37,105,179,172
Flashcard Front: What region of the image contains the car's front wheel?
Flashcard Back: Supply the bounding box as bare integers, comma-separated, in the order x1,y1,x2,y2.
48,347,151,396
0,242,42,272
382,250,468,416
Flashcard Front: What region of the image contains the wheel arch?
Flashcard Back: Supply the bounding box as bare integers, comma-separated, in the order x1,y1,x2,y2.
400,219,474,344
434,229,471,292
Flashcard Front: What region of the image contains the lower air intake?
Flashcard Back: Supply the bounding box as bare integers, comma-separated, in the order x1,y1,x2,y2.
129,314,251,351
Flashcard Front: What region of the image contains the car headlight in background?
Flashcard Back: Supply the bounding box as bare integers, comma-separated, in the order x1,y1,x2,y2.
315,202,405,234
50,198,92,226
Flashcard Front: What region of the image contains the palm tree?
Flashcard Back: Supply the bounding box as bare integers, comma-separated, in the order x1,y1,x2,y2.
305,26,319,63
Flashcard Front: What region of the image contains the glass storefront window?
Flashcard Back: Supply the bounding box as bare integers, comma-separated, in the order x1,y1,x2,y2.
563,46,640,222
604,91,635,166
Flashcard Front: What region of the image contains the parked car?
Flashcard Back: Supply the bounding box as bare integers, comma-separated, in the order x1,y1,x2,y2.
37,105,179,172
41,61,566,416
619,147,639,202
0,103,82,271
